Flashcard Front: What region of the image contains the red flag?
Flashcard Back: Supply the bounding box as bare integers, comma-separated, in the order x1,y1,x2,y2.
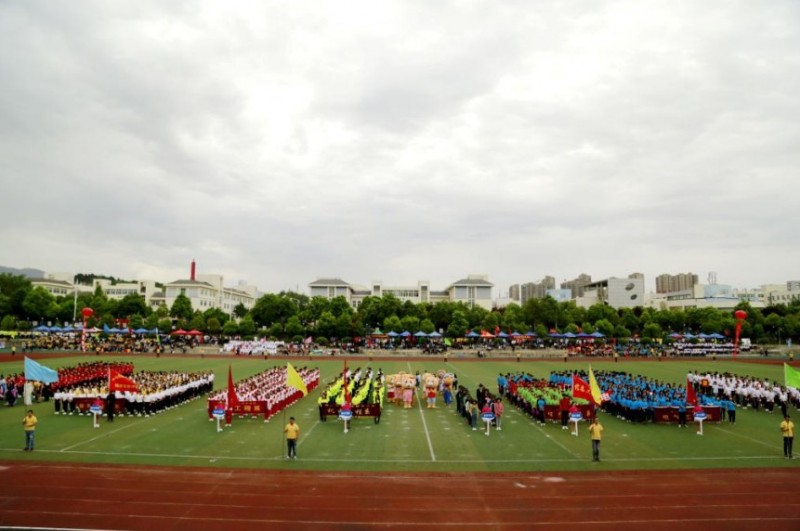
227,365,239,408
572,374,592,402
109,370,138,392
343,361,351,405
686,377,697,405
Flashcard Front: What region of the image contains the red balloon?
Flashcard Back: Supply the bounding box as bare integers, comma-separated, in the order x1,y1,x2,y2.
81,307,94,318
734,310,747,321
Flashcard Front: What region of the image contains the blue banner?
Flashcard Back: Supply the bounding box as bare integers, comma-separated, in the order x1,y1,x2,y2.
24,356,59,384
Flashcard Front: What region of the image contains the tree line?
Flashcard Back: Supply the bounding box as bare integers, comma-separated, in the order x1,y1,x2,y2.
1,273,798,344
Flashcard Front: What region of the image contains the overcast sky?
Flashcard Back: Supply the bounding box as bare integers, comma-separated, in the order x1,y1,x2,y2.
1,1,798,296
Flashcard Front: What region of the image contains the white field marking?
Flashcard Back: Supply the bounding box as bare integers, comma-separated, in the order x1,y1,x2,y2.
59,418,148,452
0,447,781,463
409,362,436,462
5,511,800,527
715,426,780,450
296,420,320,449
514,482,527,488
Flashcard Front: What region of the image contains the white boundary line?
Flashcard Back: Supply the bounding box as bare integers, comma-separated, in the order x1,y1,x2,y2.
0,446,782,463
715,426,781,450
409,362,436,462
59,418,148,452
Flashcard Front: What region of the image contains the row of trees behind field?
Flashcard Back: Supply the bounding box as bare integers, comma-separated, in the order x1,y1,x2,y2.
1,273,798,344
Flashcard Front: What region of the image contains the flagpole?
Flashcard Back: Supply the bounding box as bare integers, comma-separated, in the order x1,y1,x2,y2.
281,408,287,459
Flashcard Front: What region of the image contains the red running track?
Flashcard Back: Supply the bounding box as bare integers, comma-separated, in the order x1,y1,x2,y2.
0,462,798,530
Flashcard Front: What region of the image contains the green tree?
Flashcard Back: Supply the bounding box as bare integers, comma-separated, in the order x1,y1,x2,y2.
447,310,469,338
268,322,283,338
420,318,435,335
223,320,240,336
157,318,173,333
189,312,206,331
334,313,352,339
250,293,298,328
594,319,614,337
203,308,229,327
233,303,248,319
207,317,222,334
401,315,420,333
316,311,337,339
238,315,257,337
117,294,149,319
170,294,193,321
128,314,144,330
383,315,402,333
0,273,32,317
613,324,631,339
285,316,305,338
22,287,56,321
642,322,663,339
1,315,16,330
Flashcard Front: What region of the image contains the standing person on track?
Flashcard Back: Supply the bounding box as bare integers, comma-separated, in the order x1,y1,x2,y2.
22,409,37,452
780,415,794,459
588,416,604,462
284,416,300,460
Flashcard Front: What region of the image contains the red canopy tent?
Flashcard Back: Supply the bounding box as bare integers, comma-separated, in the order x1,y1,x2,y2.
171,329,189,336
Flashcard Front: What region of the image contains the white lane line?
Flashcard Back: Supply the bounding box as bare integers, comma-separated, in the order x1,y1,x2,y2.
409,362,436,462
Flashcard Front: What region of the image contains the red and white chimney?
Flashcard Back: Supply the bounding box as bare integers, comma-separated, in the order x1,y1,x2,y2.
190,259,196,281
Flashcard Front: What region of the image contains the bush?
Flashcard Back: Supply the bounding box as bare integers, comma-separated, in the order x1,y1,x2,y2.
315,337,329,346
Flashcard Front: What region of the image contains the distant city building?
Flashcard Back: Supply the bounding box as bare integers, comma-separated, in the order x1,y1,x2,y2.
561,274,592,298
655,272,699,294
577,275,645,309
514,276,556,305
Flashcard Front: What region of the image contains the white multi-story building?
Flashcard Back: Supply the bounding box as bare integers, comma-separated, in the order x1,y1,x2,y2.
577,276,645,309
155,263,258,316
309,274,494,310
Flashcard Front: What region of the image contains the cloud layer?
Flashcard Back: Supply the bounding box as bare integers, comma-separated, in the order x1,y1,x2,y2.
1,1,798,294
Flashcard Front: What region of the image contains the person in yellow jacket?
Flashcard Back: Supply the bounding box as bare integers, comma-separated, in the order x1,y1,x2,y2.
22,410,37,452
780,415,794,459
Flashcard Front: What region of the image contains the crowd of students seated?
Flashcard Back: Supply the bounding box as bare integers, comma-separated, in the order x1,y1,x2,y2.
209,366,319,420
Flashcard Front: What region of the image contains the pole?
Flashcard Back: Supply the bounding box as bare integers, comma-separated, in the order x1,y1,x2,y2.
281,408,287,459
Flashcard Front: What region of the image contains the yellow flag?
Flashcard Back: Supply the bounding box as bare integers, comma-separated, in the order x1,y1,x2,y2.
286,362,308,396
588,366,603,405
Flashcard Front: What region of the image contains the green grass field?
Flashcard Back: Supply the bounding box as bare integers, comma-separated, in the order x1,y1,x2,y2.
0,355,795,472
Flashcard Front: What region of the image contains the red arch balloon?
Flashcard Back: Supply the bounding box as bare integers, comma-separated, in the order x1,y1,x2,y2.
734,310,747,321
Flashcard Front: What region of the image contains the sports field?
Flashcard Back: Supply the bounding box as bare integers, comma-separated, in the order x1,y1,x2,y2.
2,353,799,530
0,354,795,473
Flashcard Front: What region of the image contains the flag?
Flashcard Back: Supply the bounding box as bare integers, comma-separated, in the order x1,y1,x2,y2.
343,361,351,405
572,374,592,402
286,362,308,396
304,336,313,345
785,363,800,389
24,357,59,384
109,370,138,392
588,366,603,405
686,377,697,405
227,365,239,408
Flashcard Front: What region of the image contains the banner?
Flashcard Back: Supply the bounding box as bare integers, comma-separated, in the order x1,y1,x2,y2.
686,377,697,405
572,374,592,402
588,366,603,405
227,365,240,408
784,363,800,389
109,369,138,392
286,362,308,396
24,357,59,384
